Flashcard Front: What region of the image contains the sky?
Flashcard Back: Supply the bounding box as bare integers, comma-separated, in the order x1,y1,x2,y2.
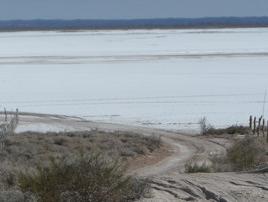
0,0,268,20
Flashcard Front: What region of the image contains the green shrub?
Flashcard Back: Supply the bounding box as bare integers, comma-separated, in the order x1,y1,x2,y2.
18,154,150,202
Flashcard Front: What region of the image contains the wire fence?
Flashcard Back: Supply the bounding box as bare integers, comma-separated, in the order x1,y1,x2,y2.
249,115,268,142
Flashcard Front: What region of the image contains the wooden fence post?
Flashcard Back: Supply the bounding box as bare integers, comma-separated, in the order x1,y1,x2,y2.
253,117,256,135
249,115,253,135
4,108,7,122
257,116,262,137
262,119,266,137
15,108,19,124
267,120,268,143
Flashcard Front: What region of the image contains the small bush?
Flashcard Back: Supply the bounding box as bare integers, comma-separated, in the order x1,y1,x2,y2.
53,138,66,146
206,125,249,135
4,172,16,187
223,125,249,135
227,137,266,171
18,154,149,202
185,161,212,173
0,169,17,189
199,117,210,135
145,135,162,151
210,155,232,172
198,116,249,135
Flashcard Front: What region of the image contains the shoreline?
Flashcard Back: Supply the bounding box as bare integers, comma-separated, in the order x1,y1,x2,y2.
1,25,268,33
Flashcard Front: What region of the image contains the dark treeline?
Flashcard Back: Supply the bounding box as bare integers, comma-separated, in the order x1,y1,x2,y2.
1,17,268,31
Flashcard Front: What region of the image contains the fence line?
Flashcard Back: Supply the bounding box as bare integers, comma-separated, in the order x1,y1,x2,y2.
249,115,268,142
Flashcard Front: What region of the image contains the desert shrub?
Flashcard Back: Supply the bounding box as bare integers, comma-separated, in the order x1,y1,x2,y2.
185,161,212,173
53,138,66,146
227,137,266,171
209,155,232,172
0,190,26,202
120,148,136,157
223,125,249,135
18,154,150,202
0,112,19,149
4,172,16,188
0,168,17,189
199,117,209,135
117,133,162,157
205,125,249,135
144,135,162,151
198,116,249,135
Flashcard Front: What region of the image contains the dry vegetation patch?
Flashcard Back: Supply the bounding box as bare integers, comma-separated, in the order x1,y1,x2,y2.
185,136,268,173
0,130,162,201
226,137,267,171
0,131,162,169
18,154,150,202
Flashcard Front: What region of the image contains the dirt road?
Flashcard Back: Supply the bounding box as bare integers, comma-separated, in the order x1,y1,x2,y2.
13,113,268,201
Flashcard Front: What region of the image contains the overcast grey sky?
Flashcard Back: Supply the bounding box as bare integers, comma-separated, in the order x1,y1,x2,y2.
1,0,268,20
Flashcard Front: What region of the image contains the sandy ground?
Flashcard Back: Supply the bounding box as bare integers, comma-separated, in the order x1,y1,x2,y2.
4,113,268,202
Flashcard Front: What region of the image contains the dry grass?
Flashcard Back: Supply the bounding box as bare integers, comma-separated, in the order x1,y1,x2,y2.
226,137,267,171
210,137,268,172
185,136,267,173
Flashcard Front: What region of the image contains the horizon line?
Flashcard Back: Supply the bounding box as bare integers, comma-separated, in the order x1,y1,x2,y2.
1,16,268,21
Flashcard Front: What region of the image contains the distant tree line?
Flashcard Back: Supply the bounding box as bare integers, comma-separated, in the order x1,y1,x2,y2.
1,17,268,31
